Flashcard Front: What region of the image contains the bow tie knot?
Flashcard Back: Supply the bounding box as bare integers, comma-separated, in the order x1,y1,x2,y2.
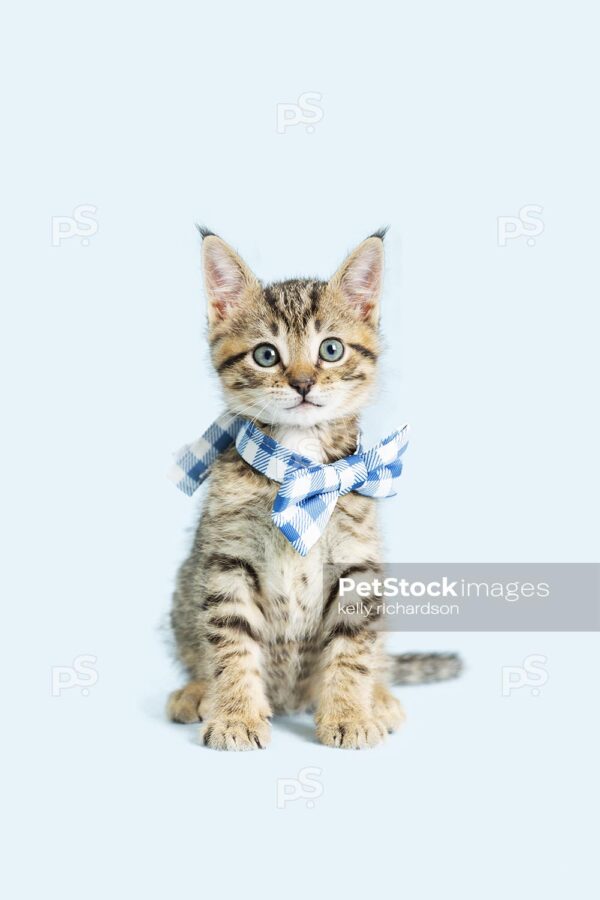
275,455,369,508
276,455,369,507
332,456,370,495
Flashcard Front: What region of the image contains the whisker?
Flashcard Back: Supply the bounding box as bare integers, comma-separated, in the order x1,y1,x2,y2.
218,396,269,428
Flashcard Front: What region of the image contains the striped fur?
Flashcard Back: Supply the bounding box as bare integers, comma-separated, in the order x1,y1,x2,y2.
169,232,460,750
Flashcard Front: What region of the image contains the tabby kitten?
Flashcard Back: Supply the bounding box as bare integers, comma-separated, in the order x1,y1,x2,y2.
169,230,460,750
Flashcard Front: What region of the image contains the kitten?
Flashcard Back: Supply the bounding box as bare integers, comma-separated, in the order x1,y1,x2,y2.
169,229,460,750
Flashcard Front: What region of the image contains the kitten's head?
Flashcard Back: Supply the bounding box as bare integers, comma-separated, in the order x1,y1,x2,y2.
201,229,385,427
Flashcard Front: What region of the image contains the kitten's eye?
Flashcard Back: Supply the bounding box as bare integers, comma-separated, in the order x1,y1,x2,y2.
252,343,280,367
318,338,344,362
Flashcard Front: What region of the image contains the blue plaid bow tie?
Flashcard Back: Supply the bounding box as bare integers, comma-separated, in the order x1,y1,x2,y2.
169,413,409,556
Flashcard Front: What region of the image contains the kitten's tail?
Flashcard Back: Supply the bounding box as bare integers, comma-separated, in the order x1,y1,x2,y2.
389,652,462,685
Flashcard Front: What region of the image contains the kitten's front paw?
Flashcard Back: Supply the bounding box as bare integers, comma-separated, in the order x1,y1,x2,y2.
316,714,387,749
202,716,271,751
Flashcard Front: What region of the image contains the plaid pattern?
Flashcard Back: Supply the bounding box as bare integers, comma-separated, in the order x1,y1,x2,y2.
170,413,409,556
168,413,246,496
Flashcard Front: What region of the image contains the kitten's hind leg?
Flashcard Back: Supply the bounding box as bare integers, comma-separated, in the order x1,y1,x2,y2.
167,681,208,723
372,682,405,734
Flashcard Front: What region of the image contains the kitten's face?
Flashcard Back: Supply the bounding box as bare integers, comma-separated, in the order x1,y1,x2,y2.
202,234,384,427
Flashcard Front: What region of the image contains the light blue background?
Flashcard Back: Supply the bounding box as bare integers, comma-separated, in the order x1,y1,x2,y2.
2,1,599,898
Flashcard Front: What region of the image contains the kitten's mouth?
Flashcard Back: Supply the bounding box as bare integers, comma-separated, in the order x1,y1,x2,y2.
286,399,323,410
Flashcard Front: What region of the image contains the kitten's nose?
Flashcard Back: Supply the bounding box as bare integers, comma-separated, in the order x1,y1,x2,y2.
289,376,315,398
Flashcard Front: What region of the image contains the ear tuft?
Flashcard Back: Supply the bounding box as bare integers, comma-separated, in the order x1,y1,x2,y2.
202,235,258,324
196,224,216,240
369,225,389,241
331,236,385,322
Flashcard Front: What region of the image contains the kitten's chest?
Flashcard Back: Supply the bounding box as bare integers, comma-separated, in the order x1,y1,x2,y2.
259,495,377,639
260,532,325,638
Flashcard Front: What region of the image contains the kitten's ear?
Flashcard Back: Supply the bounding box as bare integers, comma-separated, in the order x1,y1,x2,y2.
201,232,259,324
330,233,385,323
